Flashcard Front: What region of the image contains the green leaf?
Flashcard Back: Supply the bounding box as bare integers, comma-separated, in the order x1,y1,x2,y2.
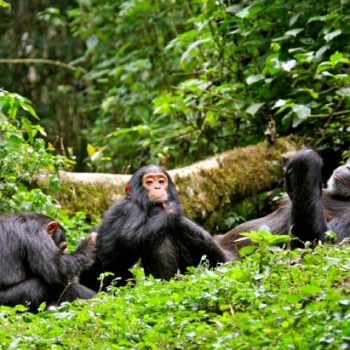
298,284,322,296
281,59,297,72
329,51,349,65
336,88,350,97
272,99,288,109
236,5,252,18
292,104,311,127
0,0,10,8
86,35,99,50
296,88,319,99
180,38,211,69
240,245,257,257
9,134,23,145
324,29,342,42
285,28,303,37
246,74,265,85
87,144,96,156
246,102,265,116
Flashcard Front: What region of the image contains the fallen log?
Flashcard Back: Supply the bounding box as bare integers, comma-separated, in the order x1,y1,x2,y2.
45,137,298,222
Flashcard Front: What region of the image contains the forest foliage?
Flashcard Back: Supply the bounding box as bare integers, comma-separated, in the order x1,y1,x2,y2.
1,0,350,172
0,89,93,244
0,232,349,349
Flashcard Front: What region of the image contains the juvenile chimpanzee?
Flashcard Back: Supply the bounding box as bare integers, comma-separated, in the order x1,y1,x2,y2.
0,212,97,311
217,149,350,254
80,165,231,291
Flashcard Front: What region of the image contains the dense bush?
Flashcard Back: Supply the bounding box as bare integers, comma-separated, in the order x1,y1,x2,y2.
0,90,62,209
0,90,92,243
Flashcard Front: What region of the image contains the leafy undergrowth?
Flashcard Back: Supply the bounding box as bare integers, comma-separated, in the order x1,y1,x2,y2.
1,245,349,349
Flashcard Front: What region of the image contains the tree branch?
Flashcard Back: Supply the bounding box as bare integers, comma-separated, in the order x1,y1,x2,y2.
0,58,87,74
39,138,298,222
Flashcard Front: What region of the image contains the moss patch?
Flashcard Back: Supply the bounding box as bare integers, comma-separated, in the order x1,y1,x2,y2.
53,183,122,221
176,138,297,221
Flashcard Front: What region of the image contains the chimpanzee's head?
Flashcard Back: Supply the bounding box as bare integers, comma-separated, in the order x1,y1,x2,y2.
45,220,67,251
125,165,179,209
327,158,350,197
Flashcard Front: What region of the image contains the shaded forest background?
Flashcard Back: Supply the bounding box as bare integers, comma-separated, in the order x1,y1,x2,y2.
1,0,349,174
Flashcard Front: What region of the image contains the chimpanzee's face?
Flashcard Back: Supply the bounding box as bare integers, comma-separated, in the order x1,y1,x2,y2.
332,163,350,186
142,172,169,203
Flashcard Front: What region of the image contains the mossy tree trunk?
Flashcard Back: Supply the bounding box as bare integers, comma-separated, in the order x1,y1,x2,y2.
47,138,298,222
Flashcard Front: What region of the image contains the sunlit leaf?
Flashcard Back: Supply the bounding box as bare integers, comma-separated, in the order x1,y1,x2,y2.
297,284,322,296
236,5,252,18
285,28,303,37
281,59,297,72
246,74,265,85
272,99,288,109
87,143,96,156
292,104,311,127
336,88,350,97
246,102,264,116
240,245,257,257
329,51,349,65
180,38,211,69
0,0,9,8
324,29,342,42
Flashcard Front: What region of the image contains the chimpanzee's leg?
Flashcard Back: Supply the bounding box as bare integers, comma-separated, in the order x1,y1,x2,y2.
329,214,350,243
57,281,96,303
0,278,50,311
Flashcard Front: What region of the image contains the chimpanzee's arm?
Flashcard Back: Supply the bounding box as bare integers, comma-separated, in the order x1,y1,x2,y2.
96,200,145,272
25,233,96,286
140,201,182,243
100,200,180,246
285,149,328,246
58,236,96,279
180,217,230,264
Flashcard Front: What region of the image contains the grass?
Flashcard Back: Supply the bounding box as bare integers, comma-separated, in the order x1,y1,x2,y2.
0,240,349,349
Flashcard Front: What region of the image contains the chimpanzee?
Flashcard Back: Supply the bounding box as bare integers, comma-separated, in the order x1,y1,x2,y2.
0,212,97,311
216,148,350,254
80,165,231,291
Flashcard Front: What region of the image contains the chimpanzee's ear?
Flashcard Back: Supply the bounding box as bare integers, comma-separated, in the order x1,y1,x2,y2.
125,182,132,198
46,221,59,236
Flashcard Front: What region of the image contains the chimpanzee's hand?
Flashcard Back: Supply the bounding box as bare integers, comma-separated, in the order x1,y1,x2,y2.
88,232,98,244
75,233,98,269
162,202,174,213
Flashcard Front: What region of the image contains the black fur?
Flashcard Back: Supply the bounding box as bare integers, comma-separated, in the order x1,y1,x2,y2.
217,149,350,253
285,149,328,246
81,165,230,291
0,213,96,311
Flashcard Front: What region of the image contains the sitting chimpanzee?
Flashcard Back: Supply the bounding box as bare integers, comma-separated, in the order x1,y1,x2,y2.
80,165,231,291
0,212,97,311
216,148,350,254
